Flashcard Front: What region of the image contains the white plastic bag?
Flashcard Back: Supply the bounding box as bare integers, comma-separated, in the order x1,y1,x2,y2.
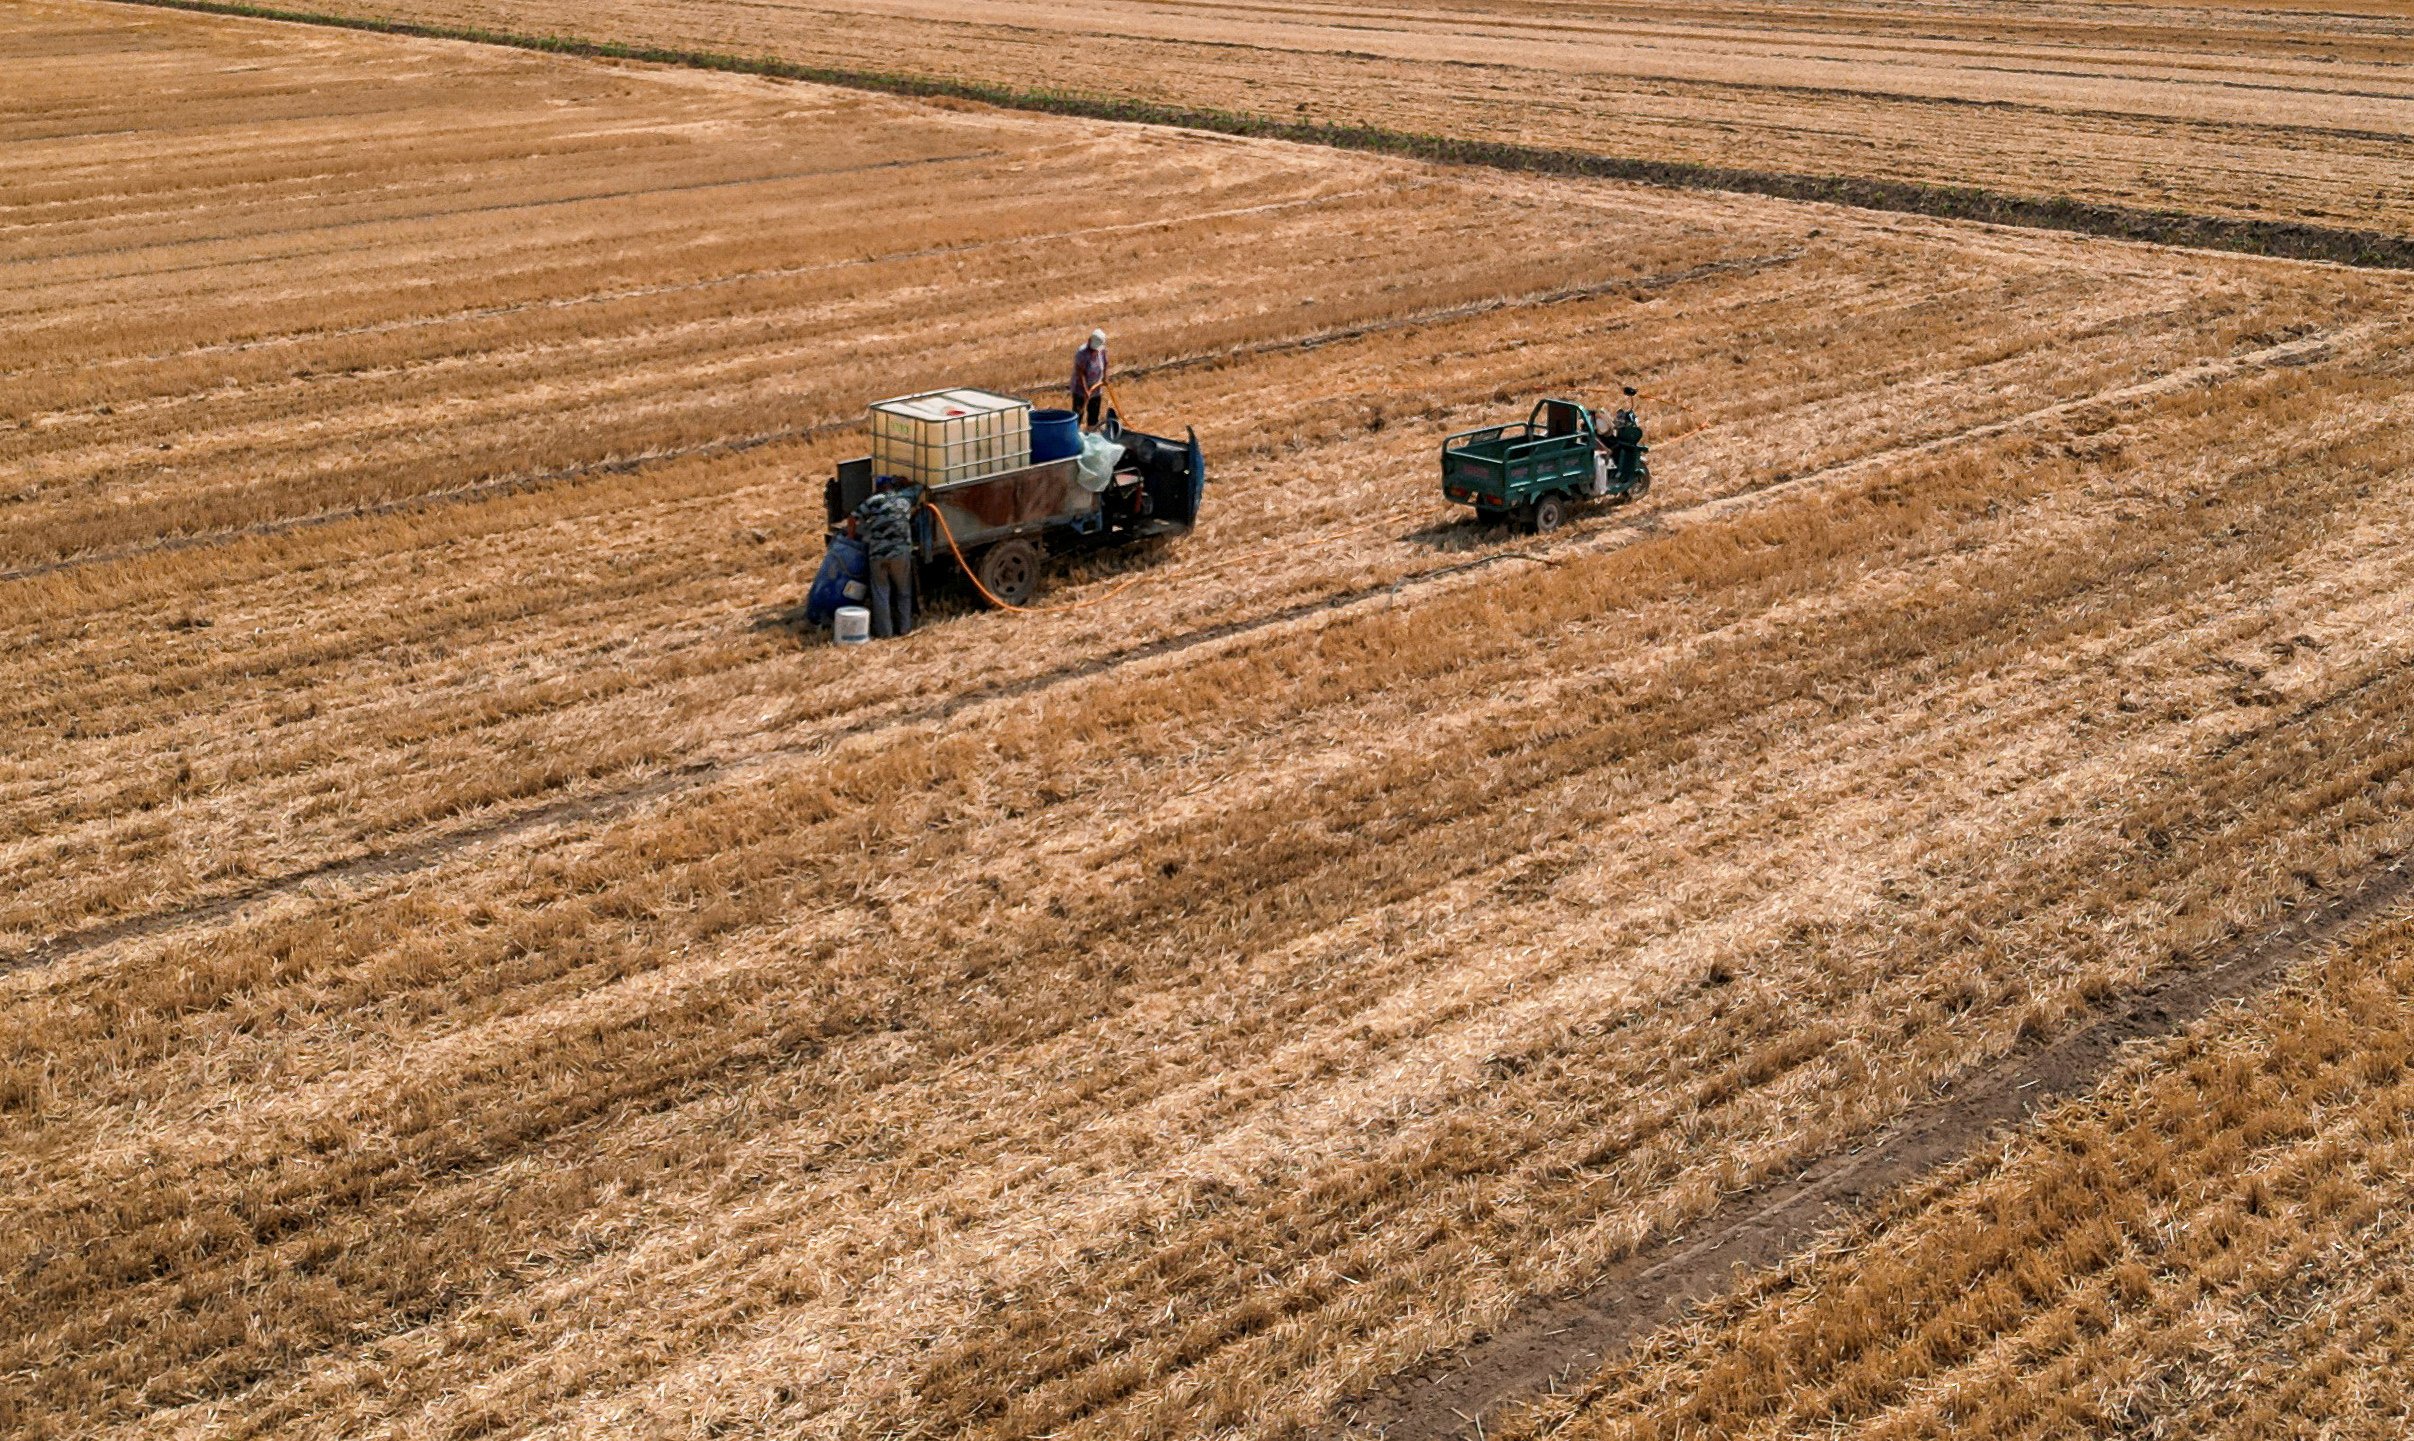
1074,432,1126,494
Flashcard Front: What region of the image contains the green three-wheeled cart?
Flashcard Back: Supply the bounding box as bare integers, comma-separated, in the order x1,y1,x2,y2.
1439,394,1650,531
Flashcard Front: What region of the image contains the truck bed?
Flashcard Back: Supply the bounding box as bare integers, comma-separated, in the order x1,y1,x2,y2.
1442,425,1592,504
826,426,1205,558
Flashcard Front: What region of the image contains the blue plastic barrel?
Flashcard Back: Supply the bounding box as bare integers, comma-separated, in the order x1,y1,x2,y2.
806,533,868,626
1030,408,1082,463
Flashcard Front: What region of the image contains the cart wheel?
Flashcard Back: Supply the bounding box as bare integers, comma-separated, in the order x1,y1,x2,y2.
1474,504,1509,526
1530,495,1568,534
1628,465,1652,501
973,539,1041,608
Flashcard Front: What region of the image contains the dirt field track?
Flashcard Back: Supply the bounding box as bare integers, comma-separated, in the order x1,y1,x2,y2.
9,2,2414,1438
1499,900,2414,1439
171,0,2414,238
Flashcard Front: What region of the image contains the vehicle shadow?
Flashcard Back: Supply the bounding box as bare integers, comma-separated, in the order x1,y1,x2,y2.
1399,512,1526,554
755,542,1173,643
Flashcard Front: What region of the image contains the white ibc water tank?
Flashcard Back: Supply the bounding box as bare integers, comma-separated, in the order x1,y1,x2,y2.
868,388,1032,488
833,605,871,645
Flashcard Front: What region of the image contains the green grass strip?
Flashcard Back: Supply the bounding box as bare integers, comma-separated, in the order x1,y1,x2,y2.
103,0,2414,271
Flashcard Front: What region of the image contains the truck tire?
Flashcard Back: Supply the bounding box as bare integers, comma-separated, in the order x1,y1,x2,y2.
972,538,1041,608
1530,495,1568,534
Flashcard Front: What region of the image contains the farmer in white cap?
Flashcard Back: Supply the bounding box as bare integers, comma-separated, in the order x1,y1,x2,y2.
1071,328,1109,429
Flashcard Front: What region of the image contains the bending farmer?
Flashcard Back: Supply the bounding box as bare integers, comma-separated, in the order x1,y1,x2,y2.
851,475,921,638
1071,328,1109,429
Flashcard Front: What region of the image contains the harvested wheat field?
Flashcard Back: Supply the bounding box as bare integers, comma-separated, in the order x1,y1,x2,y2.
166,0,2414,242
10,1,2414,1438
1492,902,2414,1439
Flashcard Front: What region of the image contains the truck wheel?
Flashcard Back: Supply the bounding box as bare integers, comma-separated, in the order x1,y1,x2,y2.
1530,495,1568,534
972,539,1040,608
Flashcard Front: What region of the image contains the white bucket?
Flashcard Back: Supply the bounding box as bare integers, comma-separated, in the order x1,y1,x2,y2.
833,605,871,645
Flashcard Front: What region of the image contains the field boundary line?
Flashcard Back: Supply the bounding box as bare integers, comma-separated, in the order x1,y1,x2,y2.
91,0,2414,272
0,251,1798,582
4,319,2357,975
1331,843,2414,1441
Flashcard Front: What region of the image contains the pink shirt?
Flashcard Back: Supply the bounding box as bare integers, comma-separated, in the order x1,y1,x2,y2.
1072,343,1107,400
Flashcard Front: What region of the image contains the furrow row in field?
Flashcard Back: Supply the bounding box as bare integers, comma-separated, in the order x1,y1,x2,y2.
0,188,1389,385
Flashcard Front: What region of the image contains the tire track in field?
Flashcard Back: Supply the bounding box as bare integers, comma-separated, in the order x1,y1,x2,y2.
1334,837,2414,1441
0,249,1800,582
4,317,2351,974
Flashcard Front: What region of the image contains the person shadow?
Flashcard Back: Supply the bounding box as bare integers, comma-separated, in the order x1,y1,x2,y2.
750,602,824,643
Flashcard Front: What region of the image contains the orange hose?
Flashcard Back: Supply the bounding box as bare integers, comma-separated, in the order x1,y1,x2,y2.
923,501,1387,617
925,501,1158,614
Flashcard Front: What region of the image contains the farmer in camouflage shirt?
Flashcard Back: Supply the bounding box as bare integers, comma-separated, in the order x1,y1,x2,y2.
851,476,921,638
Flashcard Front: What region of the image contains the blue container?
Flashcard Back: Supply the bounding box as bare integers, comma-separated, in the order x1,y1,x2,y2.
1030,408,1082,463
806,533,868,626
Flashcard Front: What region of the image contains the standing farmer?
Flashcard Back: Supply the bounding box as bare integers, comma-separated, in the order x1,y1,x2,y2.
851,475,921,638
1071,328,1109,429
